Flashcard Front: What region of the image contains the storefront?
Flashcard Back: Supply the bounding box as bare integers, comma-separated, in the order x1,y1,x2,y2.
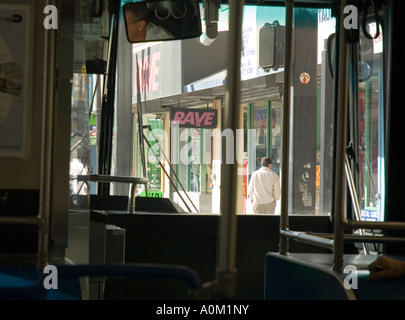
130,32,285,214
128,4,323,215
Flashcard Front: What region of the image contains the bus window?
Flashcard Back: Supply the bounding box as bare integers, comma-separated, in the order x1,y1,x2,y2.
287,7,336,215
356,22,385,222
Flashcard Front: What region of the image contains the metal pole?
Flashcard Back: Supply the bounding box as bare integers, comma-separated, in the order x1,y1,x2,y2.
215,0,244,299
345,155,369,254
333,0,350,272
280,230,334,250
279,0,294,254
136,54,148,196
346,220,405,230
98,13,119,194
78,174,148,213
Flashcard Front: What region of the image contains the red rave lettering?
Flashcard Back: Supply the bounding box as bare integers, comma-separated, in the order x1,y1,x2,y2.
134,51,161,94
170,108,218,128
172,111,216,126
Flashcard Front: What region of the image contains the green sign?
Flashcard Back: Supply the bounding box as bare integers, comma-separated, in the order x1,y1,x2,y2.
90,113,97,145
140,191,162,198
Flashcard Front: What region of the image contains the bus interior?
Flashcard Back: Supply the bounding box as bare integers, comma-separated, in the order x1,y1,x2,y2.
0,0,404,300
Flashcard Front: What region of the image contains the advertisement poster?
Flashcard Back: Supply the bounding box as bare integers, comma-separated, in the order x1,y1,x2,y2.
0,4,32,158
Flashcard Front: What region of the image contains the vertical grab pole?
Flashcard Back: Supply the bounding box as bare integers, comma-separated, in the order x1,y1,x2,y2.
279,0,294,254
333,0,350,272
345,155,369,255
215,0,244,299
98,12,119,194
135,54,148,196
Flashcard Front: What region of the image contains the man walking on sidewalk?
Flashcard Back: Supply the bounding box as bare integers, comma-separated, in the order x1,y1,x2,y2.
247,156,281,214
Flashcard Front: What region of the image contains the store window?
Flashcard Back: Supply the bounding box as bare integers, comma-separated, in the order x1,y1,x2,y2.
174,126,214,193
244,100,281,177
144,118,164,197
253,102,268,170
170,106,215,212
244,100,282,214
176,127,201,192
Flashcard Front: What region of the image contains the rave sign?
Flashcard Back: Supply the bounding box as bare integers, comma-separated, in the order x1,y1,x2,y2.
170,108,217,129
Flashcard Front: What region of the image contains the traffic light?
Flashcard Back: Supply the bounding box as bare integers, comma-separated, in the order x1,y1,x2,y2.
259,21,285,72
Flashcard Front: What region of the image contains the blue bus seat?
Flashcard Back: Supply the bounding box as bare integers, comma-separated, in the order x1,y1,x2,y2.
0,263,202,300
264,252,352,299
0,265,82,300
264,252,405,300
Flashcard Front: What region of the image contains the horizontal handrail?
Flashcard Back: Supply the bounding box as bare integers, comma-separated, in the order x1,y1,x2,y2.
281,228,405,252
0,216,40,226
322,233,405,243
345,235,405,243
77,174,148,185
77,174,148,213
345,220,405,230
0,263,203,300
280,230,334,250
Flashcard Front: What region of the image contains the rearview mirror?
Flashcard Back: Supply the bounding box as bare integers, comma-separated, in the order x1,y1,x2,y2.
123,0,202,43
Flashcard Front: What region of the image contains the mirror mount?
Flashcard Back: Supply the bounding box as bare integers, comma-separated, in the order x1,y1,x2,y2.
199,0,219,46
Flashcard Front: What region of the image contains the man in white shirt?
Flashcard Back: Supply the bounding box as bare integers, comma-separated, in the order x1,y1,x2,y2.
247,156,281,214
144,21,174,41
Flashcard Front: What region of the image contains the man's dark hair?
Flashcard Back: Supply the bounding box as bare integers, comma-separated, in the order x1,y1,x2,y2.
125,2,149,22
261,156,272,167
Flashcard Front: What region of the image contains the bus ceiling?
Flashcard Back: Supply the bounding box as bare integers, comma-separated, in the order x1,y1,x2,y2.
118,0,386,44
